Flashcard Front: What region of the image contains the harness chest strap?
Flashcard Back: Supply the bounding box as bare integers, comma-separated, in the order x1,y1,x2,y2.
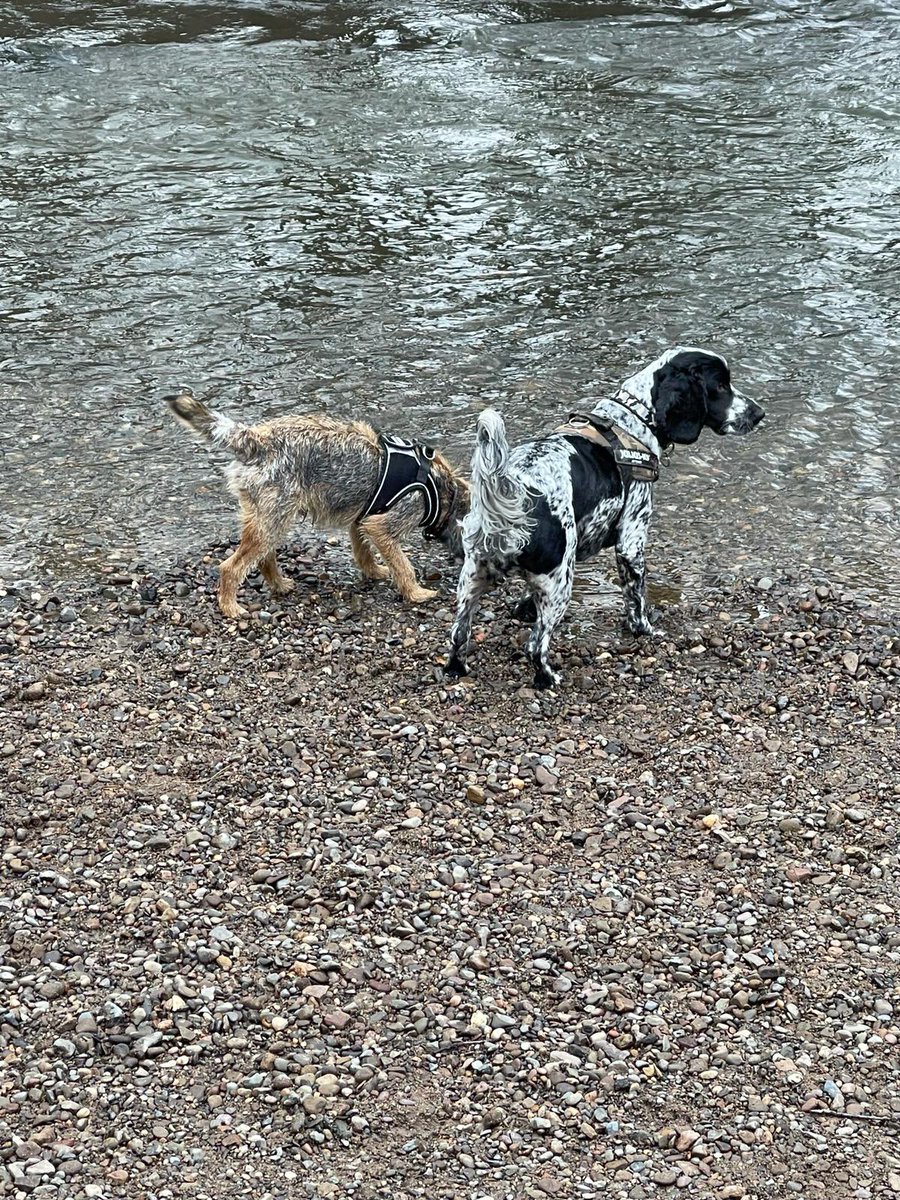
556,413,660,483
359,434,444,530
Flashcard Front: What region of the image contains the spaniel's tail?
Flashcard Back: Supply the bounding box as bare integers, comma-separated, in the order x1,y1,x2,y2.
164,389,264,464
469,408,535,558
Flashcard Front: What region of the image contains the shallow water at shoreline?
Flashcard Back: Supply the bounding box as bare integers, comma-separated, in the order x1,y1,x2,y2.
2,0,898,609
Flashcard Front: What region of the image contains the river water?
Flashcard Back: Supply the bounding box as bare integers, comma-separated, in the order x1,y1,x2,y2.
2,0,898,612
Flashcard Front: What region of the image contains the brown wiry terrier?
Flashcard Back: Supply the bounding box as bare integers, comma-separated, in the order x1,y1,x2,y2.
165,390,470,619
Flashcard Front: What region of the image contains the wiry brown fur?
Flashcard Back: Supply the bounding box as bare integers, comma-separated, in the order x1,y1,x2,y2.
164,389,470,619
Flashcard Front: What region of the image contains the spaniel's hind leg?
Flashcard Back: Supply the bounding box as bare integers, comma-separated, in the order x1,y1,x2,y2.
511,594,538,623
218,508,266,618
446,556,494,678
524,545,575,690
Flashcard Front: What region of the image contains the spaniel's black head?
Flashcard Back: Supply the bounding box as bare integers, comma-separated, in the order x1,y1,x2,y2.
651,350,765,446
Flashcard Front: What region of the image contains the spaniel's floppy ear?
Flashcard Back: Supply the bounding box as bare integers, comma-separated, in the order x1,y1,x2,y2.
652,363,707,445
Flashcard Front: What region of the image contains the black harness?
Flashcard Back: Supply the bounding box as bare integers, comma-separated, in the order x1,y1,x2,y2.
557,412,660,484
360,434,445,533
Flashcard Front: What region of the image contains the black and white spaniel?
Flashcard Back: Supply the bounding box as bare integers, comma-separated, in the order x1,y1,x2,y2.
445,347,765,689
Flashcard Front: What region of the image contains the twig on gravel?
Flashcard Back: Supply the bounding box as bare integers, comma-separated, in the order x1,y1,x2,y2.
802,1108,900,1125
436,1038,485,1054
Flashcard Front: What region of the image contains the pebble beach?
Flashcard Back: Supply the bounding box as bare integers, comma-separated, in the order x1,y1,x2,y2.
2,538,899,1200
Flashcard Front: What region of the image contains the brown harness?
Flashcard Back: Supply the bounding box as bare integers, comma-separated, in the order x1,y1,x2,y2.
555,413,660,484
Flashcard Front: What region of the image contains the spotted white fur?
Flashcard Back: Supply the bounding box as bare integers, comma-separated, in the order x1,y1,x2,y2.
446,346,764,689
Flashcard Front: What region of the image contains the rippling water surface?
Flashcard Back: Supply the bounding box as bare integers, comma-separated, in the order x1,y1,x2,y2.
2,0,898,610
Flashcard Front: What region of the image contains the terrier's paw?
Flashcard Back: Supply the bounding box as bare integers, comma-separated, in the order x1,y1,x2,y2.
219,602,249,620
270,578,296,598
407,587,438,604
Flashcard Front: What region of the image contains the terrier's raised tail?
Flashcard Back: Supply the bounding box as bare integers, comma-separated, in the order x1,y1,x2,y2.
164,389,264,463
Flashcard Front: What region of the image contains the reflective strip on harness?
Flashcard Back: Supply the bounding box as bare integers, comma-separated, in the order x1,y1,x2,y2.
556,414,659,483
359,435,443,529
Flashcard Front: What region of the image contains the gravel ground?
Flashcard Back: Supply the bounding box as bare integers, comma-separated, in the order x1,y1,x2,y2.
2,537,899,1200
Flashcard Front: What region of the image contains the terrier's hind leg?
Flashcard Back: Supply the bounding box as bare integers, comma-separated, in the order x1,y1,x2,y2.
218,491,291,618
219,521,266,618
259,549,295,598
